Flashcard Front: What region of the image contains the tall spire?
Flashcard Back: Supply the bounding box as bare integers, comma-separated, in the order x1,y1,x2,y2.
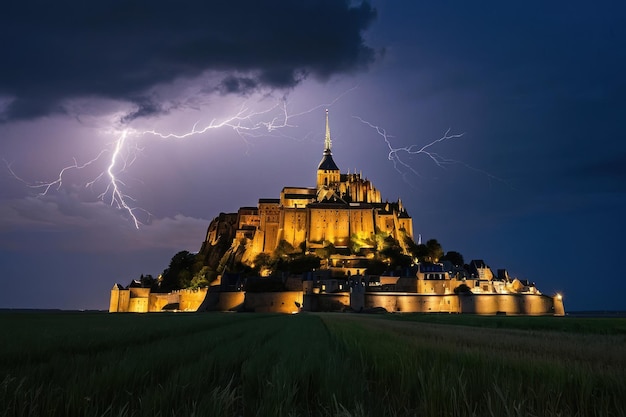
324,109,332,152
317,109,339,173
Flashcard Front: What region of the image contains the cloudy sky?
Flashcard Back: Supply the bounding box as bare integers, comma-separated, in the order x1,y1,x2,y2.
1,1,624,311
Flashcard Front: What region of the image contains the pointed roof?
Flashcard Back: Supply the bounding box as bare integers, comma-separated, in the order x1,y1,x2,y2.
318,109,340,171
324,109,332,151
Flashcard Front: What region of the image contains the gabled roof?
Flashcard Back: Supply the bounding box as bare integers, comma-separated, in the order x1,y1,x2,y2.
316,188,347,204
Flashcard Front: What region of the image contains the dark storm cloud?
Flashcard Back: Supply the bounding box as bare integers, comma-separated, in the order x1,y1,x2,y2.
120,96,165,123
0,194,206,252
0,0,377,122
216,75,260,95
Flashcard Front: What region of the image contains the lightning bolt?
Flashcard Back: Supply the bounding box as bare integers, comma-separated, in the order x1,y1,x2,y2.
7,91,358,229
101,129,142,228
353,116,506,186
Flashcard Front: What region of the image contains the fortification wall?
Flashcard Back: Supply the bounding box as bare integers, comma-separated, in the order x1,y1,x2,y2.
303,293,350,312
148,293,178,312
553,296,565,316
128,297,148,313
177,288,209,311
109,289,121,312
200,291,245,312
363,293,459,313
459,293,561,315
244,291,303,313
216,292,245,311
110,287,210,313
118,290,129,312
111,286,563,316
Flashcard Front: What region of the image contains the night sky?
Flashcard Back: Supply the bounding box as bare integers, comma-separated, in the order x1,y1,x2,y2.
1,2,625,312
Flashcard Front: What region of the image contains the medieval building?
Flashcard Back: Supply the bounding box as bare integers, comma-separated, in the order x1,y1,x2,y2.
204,110,413,262
110,110,565,316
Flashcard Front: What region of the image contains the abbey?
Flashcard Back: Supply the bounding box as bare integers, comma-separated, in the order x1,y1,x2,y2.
110,110,565,316
205,110,413,262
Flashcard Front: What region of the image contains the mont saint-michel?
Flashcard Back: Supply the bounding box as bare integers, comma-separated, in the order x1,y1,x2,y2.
110,111,565,316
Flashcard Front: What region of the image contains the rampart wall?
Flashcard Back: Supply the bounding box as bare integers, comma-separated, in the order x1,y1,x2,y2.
303,293,350,312
110,287,208,313
244,291,303,313
111,286,563,316
201,291,246,311
363,293,459,313
459,293,564,315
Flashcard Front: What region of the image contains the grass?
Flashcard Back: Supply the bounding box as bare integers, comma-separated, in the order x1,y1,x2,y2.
384,312,626,334
1,311,624,416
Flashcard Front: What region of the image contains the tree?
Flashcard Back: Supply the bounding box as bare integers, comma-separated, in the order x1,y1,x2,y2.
189,266,212,289
159,251,198,292
380,236,412,269
409,243,430,262
454,283,472,294
314,242,336,260
139,274,157,289
402,234,419,257
253,253,272,271
285,254,321,274
426,239,444,263
440,251,464,267
298,241,307,254
350,233,374,255
274,240,296,259
365,259,388,275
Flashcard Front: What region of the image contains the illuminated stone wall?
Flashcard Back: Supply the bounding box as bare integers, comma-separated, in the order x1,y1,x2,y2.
314,293,350,311
204,213,238,245
280,207,308,248
109,286,122,312
280,187,317,208
308,207,352,246
148,293,178,312
349,206,376,237
459,293,563,315
363,293,460,313
126,288,150,313
317,169,341,189
358,292,561,315
259,200,280,253
109,287,209,313
237,207,259,229
244,291,303,313
111,284,563,315
398,217,413,238
216,292,245,311
416,279,452,294
375,212,396,236
177,288,210,311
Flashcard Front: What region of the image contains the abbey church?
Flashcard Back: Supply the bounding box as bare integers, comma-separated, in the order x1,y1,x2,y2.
204,110,413,261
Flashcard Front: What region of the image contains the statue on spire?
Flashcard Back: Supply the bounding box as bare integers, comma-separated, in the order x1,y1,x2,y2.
324,109,332,152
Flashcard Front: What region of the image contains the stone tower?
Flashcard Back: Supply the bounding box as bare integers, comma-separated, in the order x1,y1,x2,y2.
316,109,341,189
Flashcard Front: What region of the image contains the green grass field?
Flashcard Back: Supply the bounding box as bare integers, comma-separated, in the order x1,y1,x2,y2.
1,311,624,417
